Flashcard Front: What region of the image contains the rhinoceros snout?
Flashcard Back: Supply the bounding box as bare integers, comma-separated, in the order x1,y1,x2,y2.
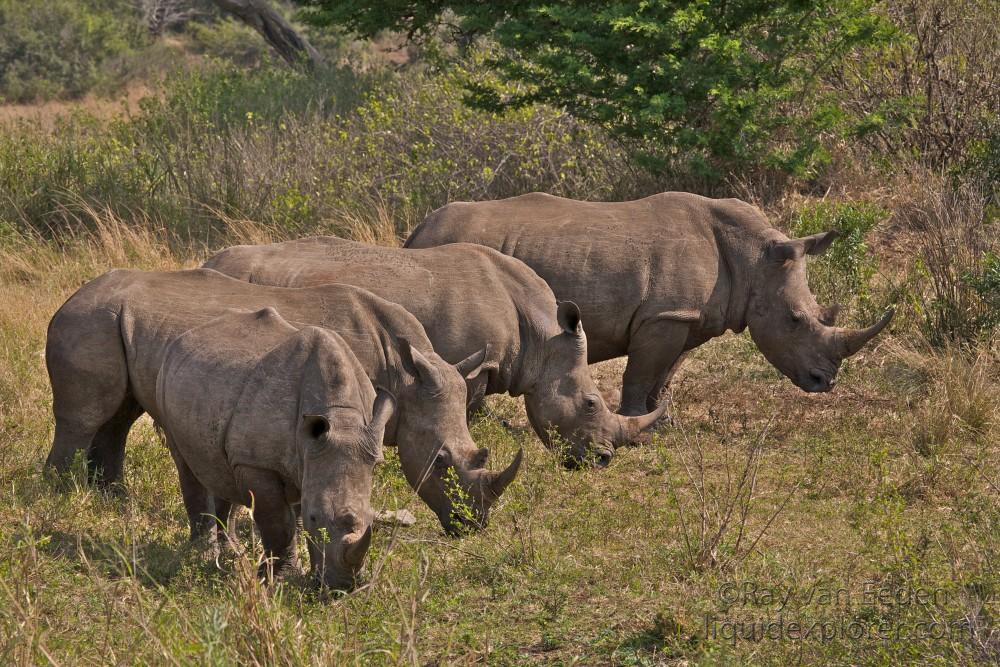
561,445,614,470
803,369,836,393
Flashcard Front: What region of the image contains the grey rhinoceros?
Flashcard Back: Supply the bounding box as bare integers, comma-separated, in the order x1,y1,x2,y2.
203,237,666,466
156,307,395,589
405,192,893,415
45,268,521,535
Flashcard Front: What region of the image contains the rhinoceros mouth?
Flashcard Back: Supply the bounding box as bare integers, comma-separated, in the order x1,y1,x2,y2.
561,445,614,469
801,369,836,393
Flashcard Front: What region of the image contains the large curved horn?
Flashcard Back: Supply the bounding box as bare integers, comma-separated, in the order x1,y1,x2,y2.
615,401,670,444
342,524,372,568
837,309,894,357
483,448,524,499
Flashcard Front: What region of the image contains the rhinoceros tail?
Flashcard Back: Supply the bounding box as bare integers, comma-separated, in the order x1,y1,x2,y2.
402,219,426,248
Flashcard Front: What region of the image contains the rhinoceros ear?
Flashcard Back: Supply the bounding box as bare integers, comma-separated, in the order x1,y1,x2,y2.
767,239,805,263
801,230,838,256
454,345,496,381
767,231,838,263
557,301,582,336
398,338,445,393
302,414,331,440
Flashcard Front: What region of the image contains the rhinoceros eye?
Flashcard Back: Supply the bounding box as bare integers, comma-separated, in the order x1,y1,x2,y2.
433,449,452,470
790,311,805,325
584,395,600,414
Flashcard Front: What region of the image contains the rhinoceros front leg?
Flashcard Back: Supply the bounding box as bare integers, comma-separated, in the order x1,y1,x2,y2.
212,497,237,551
619,318,689,416
165,445,218,544
236,466,299,581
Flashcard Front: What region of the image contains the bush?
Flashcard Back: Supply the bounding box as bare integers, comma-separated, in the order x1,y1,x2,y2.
831,0,1000,171
908,179,999,345
300,0,898,180
791,200,886,321
0,61,629,241
963,252,1000,334
0,0,146,103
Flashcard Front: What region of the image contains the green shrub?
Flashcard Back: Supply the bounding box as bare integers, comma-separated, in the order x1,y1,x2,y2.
299,0,898,180
0,0,146,102
962,252,1000,335
0,61,628,240
791,201,886,320
187,17,273,68
911,180,1000,346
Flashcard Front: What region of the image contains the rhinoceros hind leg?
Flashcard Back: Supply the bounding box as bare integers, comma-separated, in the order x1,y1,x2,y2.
46,313,133,482
619,319,688,416
87,395,143,490
47,419,98,477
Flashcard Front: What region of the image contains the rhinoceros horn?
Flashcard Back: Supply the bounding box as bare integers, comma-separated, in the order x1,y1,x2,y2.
836,309,894,357
482,448,524,499
343,524,372,568
616,401,670,444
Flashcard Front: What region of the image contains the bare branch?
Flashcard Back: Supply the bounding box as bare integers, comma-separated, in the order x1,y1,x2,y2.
211,0,322,69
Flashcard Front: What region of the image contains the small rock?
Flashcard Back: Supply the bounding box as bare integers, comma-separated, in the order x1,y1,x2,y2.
375,509,417,527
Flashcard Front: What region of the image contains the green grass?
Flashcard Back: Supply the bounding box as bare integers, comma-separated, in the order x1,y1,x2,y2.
1,223,997,665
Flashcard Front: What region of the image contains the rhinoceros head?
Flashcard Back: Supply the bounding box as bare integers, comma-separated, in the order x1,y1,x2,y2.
393,339,523,536
301,389,395,591
748,231,893,392
524,302,668,467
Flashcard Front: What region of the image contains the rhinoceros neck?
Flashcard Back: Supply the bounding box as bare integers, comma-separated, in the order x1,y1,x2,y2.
709,216,761,335
503,304,552,397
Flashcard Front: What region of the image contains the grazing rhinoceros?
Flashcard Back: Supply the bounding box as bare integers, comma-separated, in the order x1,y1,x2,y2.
44,268,521,535
203,238,666,466
156,307,395,589
405,192,894,415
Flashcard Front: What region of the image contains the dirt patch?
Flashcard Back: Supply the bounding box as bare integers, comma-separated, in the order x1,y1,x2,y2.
0,85,155,129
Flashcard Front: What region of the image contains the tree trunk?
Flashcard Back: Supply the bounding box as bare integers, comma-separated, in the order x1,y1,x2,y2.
211,0,322,69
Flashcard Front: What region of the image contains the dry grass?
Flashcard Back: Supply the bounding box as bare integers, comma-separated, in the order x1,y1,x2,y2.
1,210,998,664
0,85,154,130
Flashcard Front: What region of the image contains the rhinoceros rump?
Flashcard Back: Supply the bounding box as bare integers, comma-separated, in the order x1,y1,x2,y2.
405,192,894,415
156,307,394,589
203,238,666,465
44,269,521,535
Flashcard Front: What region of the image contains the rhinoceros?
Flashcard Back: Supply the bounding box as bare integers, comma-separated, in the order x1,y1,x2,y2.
405,192,893,415
203,238,666,466
156,307,395,589
45,268,521,535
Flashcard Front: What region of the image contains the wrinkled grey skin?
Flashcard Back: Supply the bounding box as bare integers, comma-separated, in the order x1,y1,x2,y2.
156,308,394,589
204,238,665,466
44,269,521,535
406,192,893,415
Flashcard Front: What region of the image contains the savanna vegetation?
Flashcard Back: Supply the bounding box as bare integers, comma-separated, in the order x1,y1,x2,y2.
0,0,997,664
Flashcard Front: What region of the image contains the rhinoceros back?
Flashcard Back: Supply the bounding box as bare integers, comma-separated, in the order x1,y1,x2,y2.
156,307,302,501
406,192,724,360
205,237,557,393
